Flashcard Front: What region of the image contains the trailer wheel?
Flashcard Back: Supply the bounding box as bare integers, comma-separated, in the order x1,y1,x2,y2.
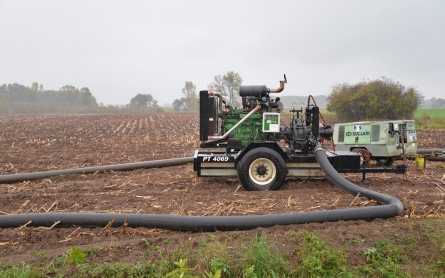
238,147,286,191
352,148,371,167
377,157,395,167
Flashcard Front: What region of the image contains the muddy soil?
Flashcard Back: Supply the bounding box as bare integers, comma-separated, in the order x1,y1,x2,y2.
0,113,444,267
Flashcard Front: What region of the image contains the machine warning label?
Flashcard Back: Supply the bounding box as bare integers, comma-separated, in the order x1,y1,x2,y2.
262,113,280,133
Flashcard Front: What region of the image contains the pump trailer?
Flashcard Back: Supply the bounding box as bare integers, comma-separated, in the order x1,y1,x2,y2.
0,75,410,230
194,75,407,190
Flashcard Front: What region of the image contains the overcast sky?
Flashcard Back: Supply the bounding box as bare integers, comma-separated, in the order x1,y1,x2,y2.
1,0,444,106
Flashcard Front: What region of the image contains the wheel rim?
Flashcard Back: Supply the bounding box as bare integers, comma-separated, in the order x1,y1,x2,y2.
356,149,371,163
248,158,276,186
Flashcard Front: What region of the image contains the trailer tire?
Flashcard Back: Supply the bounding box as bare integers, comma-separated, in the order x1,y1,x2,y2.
376,157,395,167
238,147,286,191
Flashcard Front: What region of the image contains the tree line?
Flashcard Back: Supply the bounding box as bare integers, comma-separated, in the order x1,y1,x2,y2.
0,70,244,114
1,75,430,121
0,82,165,115
1,82,97,107
0,82,99,115
429,97,445,109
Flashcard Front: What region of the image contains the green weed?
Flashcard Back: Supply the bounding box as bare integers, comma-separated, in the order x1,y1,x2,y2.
209,256,229,274
292,231,348,277
361,238,405,276
165,258,196,278
352,238,365,244
76,261,157,277
34,250,47,258
203,269,222,278
142,237,150,246
240,232,289,277
66,246,87,266
0,262,43,278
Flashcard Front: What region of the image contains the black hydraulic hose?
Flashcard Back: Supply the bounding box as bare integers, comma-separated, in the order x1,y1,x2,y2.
0,150,404,231
0,157,194,184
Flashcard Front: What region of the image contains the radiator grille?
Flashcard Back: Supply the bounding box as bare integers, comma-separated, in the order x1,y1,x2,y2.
371,125,380,142
338,126,345,142
399,123,407,143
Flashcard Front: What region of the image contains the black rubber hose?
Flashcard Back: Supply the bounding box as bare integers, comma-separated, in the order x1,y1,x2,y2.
0,157,194,184
313,147,404,218
0,150,404,231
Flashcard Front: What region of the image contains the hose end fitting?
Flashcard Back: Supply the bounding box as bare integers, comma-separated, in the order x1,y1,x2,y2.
313,146,324,153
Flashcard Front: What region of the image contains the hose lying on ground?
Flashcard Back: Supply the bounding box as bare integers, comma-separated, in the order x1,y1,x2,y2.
0,157,194,184
0,150,404,231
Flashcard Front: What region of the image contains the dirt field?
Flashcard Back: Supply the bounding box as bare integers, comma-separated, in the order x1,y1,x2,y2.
1,113,444,267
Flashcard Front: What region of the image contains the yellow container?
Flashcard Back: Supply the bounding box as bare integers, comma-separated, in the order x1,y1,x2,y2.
415,157,426,169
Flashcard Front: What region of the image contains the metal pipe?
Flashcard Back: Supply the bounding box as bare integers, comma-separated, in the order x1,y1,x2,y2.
208,91,225,113
268,80,285,93
424,155,445,161
417,149,444,155
0,157,194,184
209,105,261,140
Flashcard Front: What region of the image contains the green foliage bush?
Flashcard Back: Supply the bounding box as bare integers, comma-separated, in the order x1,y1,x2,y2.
327,77,423,122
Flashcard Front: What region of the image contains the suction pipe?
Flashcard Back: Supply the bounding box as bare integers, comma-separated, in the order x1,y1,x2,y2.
0,157,193,184
0,149,404,231
313,146,404,217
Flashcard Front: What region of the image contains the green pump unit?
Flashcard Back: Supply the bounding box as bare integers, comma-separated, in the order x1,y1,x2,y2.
198,75,333,153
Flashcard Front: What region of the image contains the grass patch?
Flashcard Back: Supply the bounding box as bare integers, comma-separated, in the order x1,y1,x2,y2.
414,109,445,129
360,238,405,276
1,220,445,277
292,231,349,277
414,108,445,120
239,232,290,277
